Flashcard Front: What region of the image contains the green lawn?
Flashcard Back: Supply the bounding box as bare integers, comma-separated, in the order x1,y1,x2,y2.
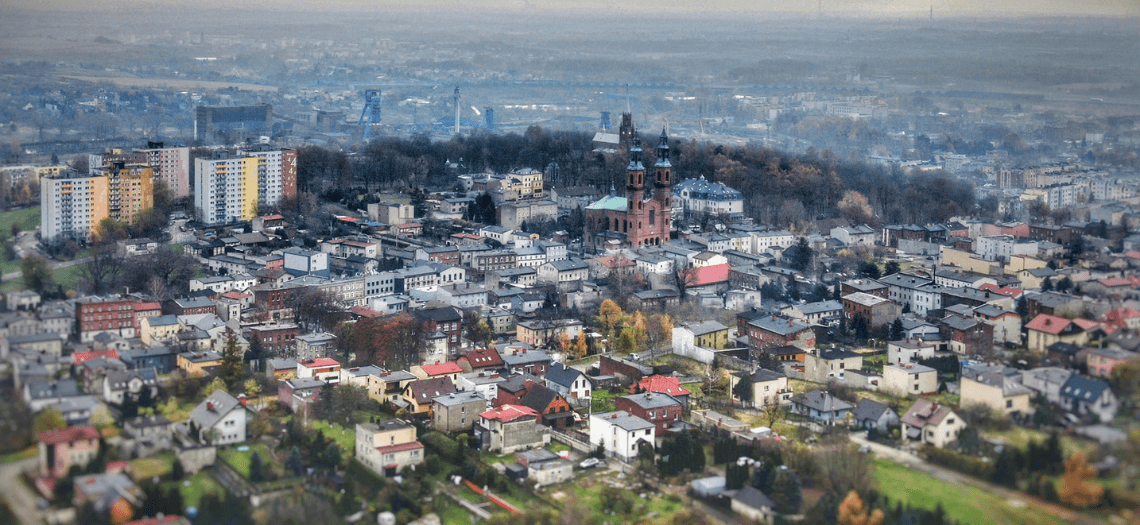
982,427,1095,457
0,446,37,464
435,501,477,525
591,389,621,413
163,471,223,508
0,262,85,294
129,453,174,482
0,206,40,243
312,420,356,453
874,458,1068,525
219,443,279,479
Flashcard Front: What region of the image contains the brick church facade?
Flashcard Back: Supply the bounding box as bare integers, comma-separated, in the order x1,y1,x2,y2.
585,126,674,251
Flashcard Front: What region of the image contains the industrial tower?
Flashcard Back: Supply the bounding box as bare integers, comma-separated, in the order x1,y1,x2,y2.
359,89,382,139
453,87,461,135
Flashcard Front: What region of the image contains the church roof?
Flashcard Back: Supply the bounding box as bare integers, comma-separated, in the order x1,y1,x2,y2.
586,194,628,212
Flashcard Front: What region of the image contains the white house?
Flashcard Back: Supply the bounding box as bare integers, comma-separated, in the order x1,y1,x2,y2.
900,398,966,449
882,363,938,396
590,411,654,463
830,225,877,248
887,339,938,364
186,390,248,445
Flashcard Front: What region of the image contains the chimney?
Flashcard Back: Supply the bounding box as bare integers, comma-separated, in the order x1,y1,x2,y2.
206,401,216,412
611,413,618,419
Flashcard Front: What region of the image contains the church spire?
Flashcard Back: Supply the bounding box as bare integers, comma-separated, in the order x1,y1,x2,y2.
655,128,671,168
627,127,643,171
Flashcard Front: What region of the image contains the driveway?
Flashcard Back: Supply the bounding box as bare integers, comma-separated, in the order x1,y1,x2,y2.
0,457,45,525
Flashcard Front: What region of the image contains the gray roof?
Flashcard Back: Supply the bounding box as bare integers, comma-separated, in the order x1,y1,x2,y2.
285,377,326,390
433,391,486,407
796,300,844,315
545,258,588,272
747,315,812,336
733,486,775,511
741,368,785,383
1061,374,1112,403
188,390,245,430
685,320,728,336
852,398,893,422
543,362,584,389
793,390,854,413
594,411,654,432
26,379,80,400
621,391,682,410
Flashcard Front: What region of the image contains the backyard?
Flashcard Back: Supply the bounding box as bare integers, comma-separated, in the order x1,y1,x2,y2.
219,443,282,480
874,458,1068,525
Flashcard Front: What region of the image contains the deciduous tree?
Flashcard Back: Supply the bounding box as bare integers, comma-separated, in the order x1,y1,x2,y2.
1058,450,1103,508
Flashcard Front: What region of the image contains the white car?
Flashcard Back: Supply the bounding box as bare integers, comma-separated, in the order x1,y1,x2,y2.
579,458,600,469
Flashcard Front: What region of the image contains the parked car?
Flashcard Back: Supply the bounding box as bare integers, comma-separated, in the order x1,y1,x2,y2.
579,458,600,469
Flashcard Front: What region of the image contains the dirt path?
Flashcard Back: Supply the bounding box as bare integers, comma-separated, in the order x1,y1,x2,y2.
0,457,45,525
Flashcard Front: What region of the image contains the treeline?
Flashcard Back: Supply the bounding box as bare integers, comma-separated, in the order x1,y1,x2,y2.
297,126,976,228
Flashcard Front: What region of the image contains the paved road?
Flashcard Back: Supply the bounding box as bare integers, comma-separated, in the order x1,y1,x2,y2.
0,457,45,525
848,433,1099,525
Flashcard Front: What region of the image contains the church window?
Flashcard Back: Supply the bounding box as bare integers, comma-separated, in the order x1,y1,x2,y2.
649,209,656,225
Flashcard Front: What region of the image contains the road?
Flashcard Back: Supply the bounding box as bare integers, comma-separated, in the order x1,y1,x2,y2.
848,433,1100,525
0,457,45,525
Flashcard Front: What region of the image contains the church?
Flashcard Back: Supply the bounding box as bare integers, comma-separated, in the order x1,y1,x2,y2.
585,125,674,251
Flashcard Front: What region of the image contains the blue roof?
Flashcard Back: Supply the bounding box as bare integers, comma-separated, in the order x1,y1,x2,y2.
585,194,628,211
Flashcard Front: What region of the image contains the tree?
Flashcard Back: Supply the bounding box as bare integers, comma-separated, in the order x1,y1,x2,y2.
616,324,640,355
1058,451,1103,508
1016,295,1029,318
788,237,813,272
249,451,264,482
33,407,66,434
245,336,265,373
220,335,246,388
838,491,884,525
244,379,261,407
768,468,804,514
647,313,673,350
21,255,53,293
78,242,123,294
992,447,1018,487
762,397,788,428
858,261,881,279
889,318,904,341
203,377,227,398
1041,277,1054,292
54,474,74,504
171,458,185,481
312,384,371,427
121,395,139,420
726,463,750,490
321,443,342,468
597,299,624,337
883,260,901,276
570,332,588,359
287,446,305,476
732,375,754,406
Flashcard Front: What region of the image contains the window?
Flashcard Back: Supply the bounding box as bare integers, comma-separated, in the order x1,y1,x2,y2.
1006,399,1013,408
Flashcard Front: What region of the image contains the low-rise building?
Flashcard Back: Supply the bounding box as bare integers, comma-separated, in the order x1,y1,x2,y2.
432,391,487,432
729,368,792,408
589,411,655,463
185,390,248,445
790,390,853,425
615,392,684,435
38,426,100,478
355,420,424,477
901,398,966,448
852,398,898,433
476,404,549,454
961,363,1032,416
882,363,938,396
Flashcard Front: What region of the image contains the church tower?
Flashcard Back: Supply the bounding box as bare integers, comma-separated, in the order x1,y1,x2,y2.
653,128,673,234
626,129,647,233
618,112,634,148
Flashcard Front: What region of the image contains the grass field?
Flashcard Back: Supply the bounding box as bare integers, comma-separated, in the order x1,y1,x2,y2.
0,446,37,464
129,454,174,482
312,420,355,454
0,262,85,294
0,207,40,243
982,427,1096,457
874,458,1068,525
219,443,279,480
163,471,223,508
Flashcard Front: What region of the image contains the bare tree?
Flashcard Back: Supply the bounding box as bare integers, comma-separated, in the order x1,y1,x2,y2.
77,243,123,295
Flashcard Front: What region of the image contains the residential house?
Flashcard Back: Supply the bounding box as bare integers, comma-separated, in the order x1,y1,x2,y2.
432,391,487,432
500,348,554,376
476,404,549,454
354,420,424,477
404,377,456,415
410,307,464,355
961,363,1032,416
38,426,100,478
517,448,573,486
1086,347,1138,378
784,300,844,327
631,375,692,407
295,332,337,361
1025,314,1098,353
887,339,938,364
901,398,966,448
739,314,816,351
266,358,298,380
457,371,508,402
790,390,853,425
940,316,994,355
842,292,900,328
1059,375,1118,424
296,357,341,384
589,411,655,463
804,348,863,384
615,392,684,434
495,377,575,429
457,347,505,373
410,361,463,383
185,390,248,445
278,377,325,412
673,321,730,353
543,362,592,403
852,399,899,433
882,363,938,396
177,351,222,376
101,368,159,405
730,368,792,408
973,305,1022,345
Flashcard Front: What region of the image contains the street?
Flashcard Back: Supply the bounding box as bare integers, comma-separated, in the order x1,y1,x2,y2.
0,457,45,525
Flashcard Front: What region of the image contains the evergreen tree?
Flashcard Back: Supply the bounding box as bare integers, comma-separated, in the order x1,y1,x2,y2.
1016,295,1029,317
889,318,905,341
884,261,901,276
171,457,185,481
1041,277,1054,292
121,395,139,419
287,446,305,476
249,451,264,482
993,448,1018,487
726,463,750,490
733,374,754,406
767,468,804,514
220,335,247,388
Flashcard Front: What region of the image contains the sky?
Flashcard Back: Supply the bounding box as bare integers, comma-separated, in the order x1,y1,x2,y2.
9,0,1140,17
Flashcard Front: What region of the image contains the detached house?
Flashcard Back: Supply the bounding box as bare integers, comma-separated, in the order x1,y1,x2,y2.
589,411,654,463
852,399,899,433
1025,314,1098,353
790,390,853,425
355,420,424,477
543,362,592,402
404,377,456,415
1059,375,1118,424
960,363,1031,416
186,390,249,445
102,368,159,405
38,426,101,478
615,392,684,435
901,398,966,448
729,368,792,408
476,404,549,454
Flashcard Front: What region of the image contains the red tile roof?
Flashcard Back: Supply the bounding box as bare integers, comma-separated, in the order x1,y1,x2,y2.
376,441,424,455
302,358,341,368
595,255,636,269
421,362,463,376
349,306,385,319
38,426,100,445
978,284,1023,299
1024,314,1072,335
480,404,538,423
684,263,730,287
73,350,119,366
631,375,691,397
462,347,504,368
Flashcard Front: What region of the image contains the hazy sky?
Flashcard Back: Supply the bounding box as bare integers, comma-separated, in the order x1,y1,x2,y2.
12,0,1140,17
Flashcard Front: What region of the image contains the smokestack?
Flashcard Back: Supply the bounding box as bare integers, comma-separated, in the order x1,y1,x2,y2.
454,87,461,135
